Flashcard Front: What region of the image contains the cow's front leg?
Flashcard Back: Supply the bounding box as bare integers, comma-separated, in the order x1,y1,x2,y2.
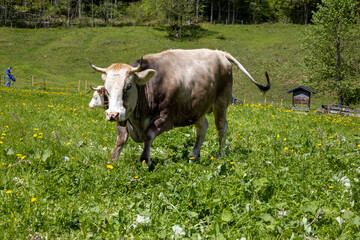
140,124,158,171
190,116,209,159
110,122,129,161
140,115,171,171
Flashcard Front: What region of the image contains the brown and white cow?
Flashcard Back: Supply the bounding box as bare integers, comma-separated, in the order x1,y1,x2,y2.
88,85,108,109
88,49,270,170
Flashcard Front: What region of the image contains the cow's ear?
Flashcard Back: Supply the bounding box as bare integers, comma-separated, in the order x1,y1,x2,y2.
136,69,155,85
101,74,107,81
100,87,105,96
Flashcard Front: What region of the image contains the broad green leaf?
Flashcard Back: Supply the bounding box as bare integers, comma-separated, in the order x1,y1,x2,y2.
188,211,199,218
4,148,14,156
302,202,318,214
260,213,274,223
253,178,269,189
352,216,360,226
42,148,52,161
221,209,233,222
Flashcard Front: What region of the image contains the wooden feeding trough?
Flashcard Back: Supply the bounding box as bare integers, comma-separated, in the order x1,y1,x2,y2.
287,86,317,111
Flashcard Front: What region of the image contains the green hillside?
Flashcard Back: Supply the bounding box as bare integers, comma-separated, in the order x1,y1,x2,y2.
0,24,337,108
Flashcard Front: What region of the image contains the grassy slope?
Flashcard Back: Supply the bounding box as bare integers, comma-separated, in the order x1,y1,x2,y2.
0,86,359,239
0,24,337,107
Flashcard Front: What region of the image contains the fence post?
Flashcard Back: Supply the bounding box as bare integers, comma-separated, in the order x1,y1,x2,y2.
78,80,81,92
32,76,34,87
38,77,46,89
84,80,87,93
243,98,246,105
281,99,283,108
264,97,267,106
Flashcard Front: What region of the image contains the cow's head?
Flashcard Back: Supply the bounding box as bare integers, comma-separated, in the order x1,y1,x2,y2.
88,85,108,109
88,58,155,123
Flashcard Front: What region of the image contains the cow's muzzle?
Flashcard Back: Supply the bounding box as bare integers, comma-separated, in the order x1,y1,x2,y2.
106,112,127,123
106,112,120,122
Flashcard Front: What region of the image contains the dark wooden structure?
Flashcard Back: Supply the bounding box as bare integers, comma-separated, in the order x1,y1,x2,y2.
287,86,317,111
316,105,360,117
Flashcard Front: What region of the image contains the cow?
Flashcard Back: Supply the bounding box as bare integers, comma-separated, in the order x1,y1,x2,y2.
87,49,270,170
88,85,109,109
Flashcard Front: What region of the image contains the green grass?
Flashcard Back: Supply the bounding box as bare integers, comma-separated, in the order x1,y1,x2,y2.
0,24,340,107
1,85,360,239
1,24,360,239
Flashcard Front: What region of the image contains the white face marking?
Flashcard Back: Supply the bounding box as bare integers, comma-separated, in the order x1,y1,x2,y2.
105,70,130,121
88,86,106,109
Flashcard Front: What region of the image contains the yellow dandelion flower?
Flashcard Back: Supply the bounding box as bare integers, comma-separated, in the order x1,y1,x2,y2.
358,144,360,148
19,138,23,141
14,218,17,221
34,128,39,131
134,175,139,179
6,190,13,194
0,141,3,144
347,208,350,211
168,153,173,157
31,198,37,203
65,142,71,146
328,186,334,189
1,133,6,136
142,160,146,163
230,162,235,165
318,143,322,147
277,134,280,138
283,138,287,141
106,165,114,170
210,156,214,160
5,126,8,128
284,147,289,151
33,134,38,138
189,157,195,160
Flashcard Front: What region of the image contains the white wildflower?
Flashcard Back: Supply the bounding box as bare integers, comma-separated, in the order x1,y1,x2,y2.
136,215,150,224
172,225,185,236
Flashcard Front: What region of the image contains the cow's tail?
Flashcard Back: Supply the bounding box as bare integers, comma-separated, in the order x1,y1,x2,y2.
224,52,270,92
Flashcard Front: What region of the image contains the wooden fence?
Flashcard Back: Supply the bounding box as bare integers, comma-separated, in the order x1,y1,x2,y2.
316,105,360,117
1,74,89,93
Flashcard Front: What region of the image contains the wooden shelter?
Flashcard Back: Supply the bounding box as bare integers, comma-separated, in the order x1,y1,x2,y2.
287,86,317,111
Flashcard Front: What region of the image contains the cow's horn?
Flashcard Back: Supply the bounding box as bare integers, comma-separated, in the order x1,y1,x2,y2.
89,85,96,91
130,57,143,73
87,58,107,73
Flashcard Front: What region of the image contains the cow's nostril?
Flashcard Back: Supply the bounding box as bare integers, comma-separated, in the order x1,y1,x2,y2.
106,112,120,121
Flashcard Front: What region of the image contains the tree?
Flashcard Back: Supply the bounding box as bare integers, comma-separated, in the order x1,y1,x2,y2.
302,0,360,105
157,0,194,38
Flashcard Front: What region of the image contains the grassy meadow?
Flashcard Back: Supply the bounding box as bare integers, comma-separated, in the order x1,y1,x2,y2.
1,24,360,239
0,24,337,107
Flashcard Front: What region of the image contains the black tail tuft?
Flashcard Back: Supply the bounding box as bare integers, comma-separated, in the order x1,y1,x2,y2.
257,71,270,93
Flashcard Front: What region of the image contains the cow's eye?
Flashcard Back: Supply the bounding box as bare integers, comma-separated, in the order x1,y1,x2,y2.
126,83,132,91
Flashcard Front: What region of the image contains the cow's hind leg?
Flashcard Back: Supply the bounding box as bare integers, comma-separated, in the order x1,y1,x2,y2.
214,97,230,158
190,116,209,159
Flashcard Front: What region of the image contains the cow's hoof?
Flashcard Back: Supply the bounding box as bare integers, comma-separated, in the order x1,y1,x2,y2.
148,163,155,172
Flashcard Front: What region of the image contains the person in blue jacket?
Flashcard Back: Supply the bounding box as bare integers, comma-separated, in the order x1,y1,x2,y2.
5,66,16,87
